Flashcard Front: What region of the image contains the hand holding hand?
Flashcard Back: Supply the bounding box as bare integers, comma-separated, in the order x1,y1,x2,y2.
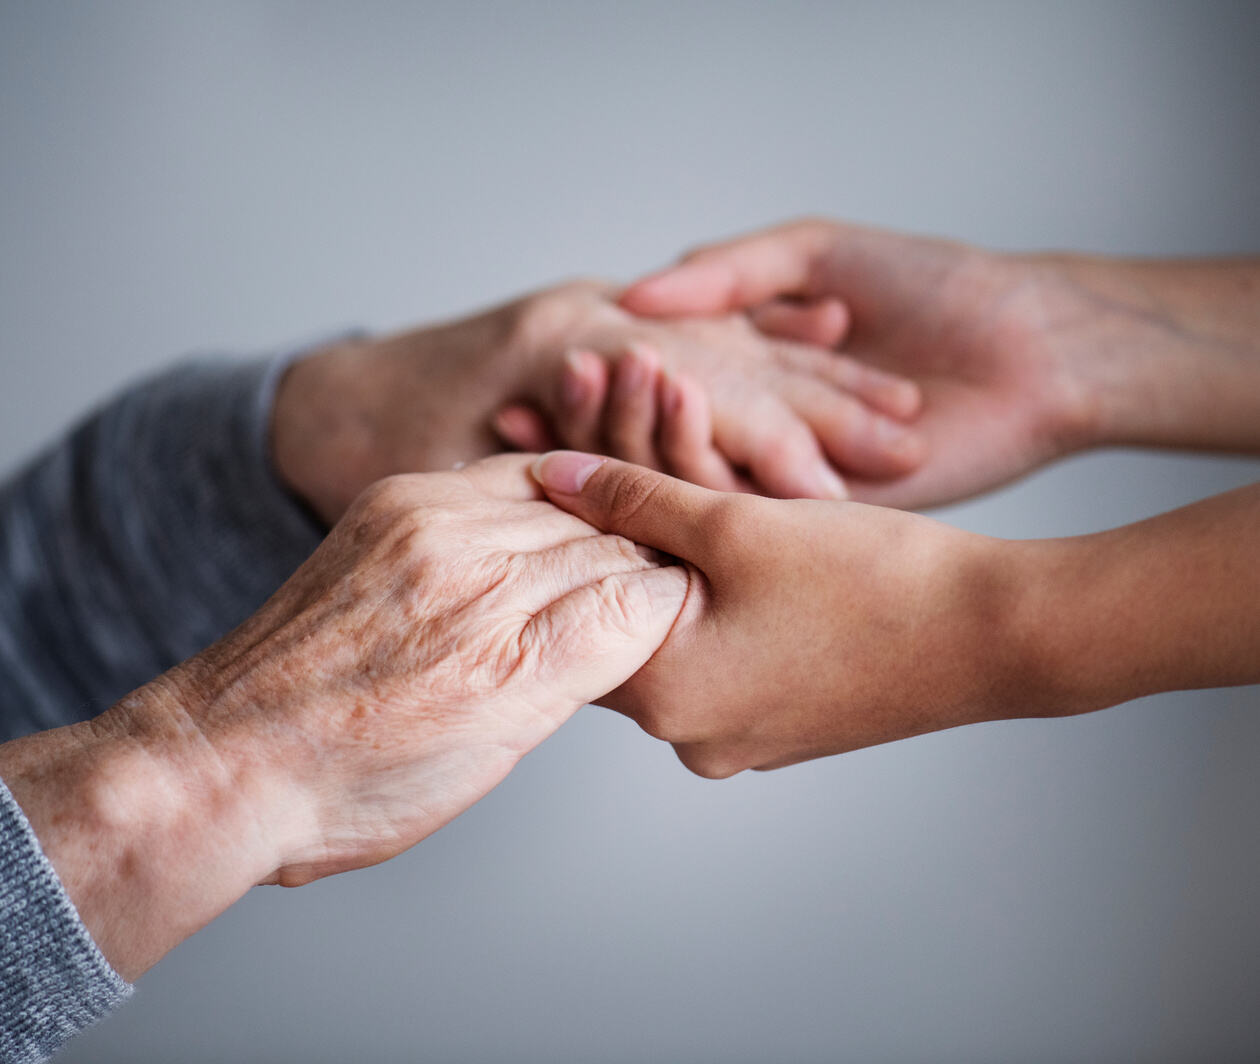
273,280,924,523
532,452,1260,779
0,455,688,977
619,218,1104,508
531,451,1023,777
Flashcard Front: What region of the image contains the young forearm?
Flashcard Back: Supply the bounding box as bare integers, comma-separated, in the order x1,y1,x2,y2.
1009,483,1260,717
1032,255,1260,453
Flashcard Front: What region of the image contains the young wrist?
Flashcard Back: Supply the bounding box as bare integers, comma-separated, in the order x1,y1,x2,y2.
1023,253,1260,453
1000,531,1173,721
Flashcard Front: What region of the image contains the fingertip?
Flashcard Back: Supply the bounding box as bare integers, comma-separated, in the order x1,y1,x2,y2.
815,297,851,347
890,377,924,420
621,262,731,318
811,460,849,501
854,364,923,421
874,418,928,470
531,450,607,496
493,405,554,452
614,341,659,396
561,348,609,408
619,271,674,315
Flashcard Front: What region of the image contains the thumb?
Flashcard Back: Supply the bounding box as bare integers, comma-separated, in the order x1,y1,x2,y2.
531,451,715,560
619,218,838,318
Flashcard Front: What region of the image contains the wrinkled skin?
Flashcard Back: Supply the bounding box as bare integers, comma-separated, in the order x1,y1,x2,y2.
273,280,924,524
172,454,691,884
0,455,690,978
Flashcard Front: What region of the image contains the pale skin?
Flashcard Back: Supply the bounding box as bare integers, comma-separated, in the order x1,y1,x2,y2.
617,217,1260,507
4,219,1256,993
525,216,1260,776
274,278,924,523
0,456,689,979
0,268,919,987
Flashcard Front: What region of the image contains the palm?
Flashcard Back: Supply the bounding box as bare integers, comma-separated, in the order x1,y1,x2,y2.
821,244,1079,508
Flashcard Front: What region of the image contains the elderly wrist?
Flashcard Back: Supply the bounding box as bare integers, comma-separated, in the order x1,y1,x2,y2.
1,675,284,979
270,339,384,525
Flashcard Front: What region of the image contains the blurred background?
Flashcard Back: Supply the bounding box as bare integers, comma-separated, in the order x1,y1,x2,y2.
2,1,1258,1061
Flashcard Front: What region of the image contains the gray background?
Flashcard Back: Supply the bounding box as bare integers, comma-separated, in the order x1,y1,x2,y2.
3,1,1259,1061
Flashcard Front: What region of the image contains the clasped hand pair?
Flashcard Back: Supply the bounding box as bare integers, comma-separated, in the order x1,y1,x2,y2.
8,218,1257,983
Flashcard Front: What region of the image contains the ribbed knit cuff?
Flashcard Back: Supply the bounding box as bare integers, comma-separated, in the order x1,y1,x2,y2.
0,778,131,1064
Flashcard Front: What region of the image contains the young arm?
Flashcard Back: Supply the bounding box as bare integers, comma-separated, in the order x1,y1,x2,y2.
532,453,1259,777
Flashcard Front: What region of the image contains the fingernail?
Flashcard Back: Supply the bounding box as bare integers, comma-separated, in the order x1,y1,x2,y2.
532,451,606,494
562,350,589,407
814,462,849,500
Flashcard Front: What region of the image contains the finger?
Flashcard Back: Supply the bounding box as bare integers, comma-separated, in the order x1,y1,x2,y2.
531,452,718,559
778,378,926,479
454,453,550,502
750,297,851,348
505,531,661,618
657,371,742,492
492,404,558,453
602,342,662,468
553,348,611,454
771,343,922,421
620,219,837,317
522,563,691,724
713,394,849,500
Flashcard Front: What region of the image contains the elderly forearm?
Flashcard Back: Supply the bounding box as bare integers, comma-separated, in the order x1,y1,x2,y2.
1009,483,1260,716
0,676,277,983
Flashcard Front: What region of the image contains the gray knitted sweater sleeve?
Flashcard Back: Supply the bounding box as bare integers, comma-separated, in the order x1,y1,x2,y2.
0,352,328,1061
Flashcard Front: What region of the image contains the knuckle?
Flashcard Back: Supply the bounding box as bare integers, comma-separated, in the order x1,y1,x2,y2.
603,468,666,530
594,571,646,635
695,494,750,552
340,476,428,547
509,282,599,353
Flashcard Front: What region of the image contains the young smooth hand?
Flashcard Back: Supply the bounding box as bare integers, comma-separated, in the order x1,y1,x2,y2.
532,452,1260,778
273,280,924,524
621,218,1260,508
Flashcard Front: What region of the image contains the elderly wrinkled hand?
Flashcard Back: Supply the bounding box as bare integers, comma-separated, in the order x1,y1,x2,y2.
273,280,924,524
0,454,689,978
